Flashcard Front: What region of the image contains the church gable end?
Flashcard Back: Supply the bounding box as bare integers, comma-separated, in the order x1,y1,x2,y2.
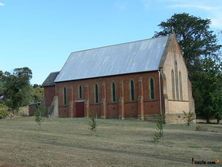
161,35,195,124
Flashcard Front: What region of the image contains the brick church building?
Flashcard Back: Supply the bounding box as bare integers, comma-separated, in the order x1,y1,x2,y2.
43,34,195,123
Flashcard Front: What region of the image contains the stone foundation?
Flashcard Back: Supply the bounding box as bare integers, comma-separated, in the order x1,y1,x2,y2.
165,113,196,124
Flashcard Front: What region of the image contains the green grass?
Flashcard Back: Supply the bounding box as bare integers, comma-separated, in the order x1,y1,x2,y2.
0,117,221,167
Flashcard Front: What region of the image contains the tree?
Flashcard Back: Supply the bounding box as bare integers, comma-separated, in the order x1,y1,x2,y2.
31,85,44,103
3,67,32,112
0,71,4,95
212,65,222,124
155,13,221,73
155,13,222,123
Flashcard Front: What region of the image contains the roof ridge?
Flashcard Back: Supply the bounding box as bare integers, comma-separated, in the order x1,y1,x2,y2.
70,35,169,55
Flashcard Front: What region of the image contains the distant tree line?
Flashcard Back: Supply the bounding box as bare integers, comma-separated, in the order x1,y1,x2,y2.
155,13,222,124
0,67,43,114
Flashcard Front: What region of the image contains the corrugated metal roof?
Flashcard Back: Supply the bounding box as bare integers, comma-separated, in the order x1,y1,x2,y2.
55,35,169,82
42,72,60,87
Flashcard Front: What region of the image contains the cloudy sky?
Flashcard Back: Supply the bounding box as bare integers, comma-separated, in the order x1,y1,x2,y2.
0,0,221,84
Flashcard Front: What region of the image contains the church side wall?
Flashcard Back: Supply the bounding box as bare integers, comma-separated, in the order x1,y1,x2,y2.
55,71,161,119
44,86,56,107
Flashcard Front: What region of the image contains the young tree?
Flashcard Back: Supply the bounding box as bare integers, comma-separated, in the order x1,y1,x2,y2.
35,104,46,126
153,114,164,143
183,110,195,126
88,111,97,133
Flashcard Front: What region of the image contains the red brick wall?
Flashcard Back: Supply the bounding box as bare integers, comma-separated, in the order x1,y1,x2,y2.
55,71,161,118
44,86,55,107
107,103,119,118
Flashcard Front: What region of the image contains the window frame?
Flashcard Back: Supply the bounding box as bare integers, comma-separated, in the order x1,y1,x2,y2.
111,82,117,103
94,84,99,104
149,77,155,100
78,85,83,99
63,87,67,106
175,60,179,100
179,71,183,100
129,80,135,101
171,70,175,100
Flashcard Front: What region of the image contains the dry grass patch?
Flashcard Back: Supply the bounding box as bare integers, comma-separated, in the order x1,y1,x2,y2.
0,117,221,167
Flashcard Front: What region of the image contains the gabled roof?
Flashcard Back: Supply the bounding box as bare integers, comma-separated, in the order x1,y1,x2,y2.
55,35,170,83
42,72,60,87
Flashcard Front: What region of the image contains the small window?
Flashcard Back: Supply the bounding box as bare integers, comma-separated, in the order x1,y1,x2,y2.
175,60,179,100
94,84,99,103
111,82,117,102
149,78,155,100
78,85,83,99
171,70,175,100
63,87,67,105
179,71,183,100
130,80,135,101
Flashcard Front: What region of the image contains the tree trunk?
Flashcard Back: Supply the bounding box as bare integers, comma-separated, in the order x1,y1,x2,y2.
206,118,210,124
217,119,220,124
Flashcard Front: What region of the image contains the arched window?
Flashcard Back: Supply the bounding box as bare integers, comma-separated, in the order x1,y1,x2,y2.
149,78,155,100
175,60,179,100
111,82,116,102
78,85,83,99
171,70,175,100
94,84,99,103
63,87,67,105
130,80,135,101
179,71,183,100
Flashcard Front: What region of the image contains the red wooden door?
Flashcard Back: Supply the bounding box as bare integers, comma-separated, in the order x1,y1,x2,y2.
76,102,84,117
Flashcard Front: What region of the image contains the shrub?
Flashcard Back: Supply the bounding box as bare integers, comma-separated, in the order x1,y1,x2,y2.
183,110,195,126
35,104,47,126
0,104,9,119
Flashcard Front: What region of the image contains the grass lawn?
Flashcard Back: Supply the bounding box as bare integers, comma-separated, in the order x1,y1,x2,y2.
0,117,221,167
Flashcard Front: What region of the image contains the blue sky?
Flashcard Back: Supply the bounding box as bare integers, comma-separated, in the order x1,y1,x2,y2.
0,0,221,84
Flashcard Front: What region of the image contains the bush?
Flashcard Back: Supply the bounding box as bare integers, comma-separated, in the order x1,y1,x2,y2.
35,104,47,126
0,104,9,119
183,110,195,126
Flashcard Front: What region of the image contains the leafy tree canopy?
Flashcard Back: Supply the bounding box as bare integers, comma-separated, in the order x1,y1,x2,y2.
31,85,44,103
3,67,32,112
155,13,221,73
